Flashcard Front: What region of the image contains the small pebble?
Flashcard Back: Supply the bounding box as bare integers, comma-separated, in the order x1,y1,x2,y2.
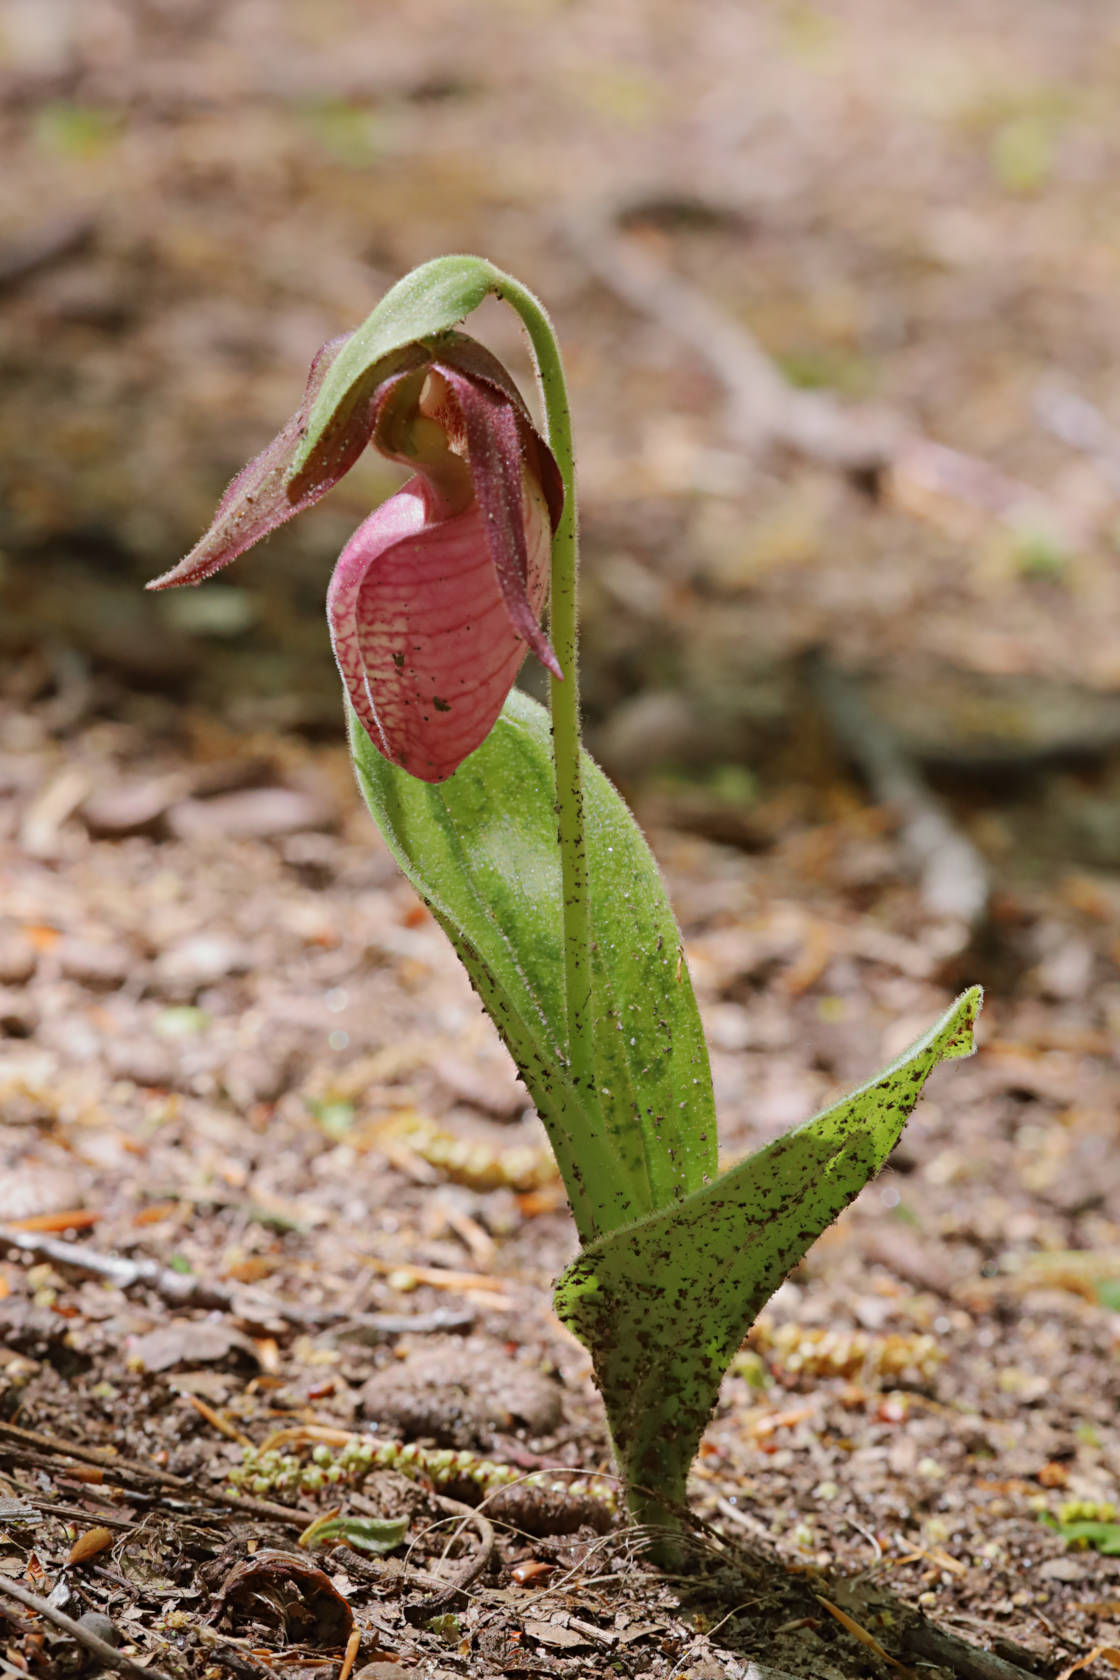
0,931,36,986
1038,1556,1086,1583
107,1038,177,1087
75,1611,122,1648
434,1053,527,1120
85,614,197,689
223,1050,295,1108
81,779,175,838
59,938,133,990
150,933,250,1000
0,987,37,1036
168,786,335,842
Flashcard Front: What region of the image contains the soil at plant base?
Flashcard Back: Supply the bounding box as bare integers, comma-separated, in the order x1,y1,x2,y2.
2,3,1120,1677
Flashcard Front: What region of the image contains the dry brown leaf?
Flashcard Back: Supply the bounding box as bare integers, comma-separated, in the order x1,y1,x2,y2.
67,1526,114,1565
337,1625,362,1680
511,1560,554,1585
816,1594,913,1674
215,1549,354,1646
183,1392,252,1445
1058,1649,1120,1680
9,1210,100,1233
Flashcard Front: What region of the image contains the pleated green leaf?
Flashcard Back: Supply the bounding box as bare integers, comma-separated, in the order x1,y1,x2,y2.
554,986,982,1537
349,688,718,1244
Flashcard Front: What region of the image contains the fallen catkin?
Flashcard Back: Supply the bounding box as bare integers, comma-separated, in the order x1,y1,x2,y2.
379,1112,557,1191
228,1435,616,1532
748,1322,945,1386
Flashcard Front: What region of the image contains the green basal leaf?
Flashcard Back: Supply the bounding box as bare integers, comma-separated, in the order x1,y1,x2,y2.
299,1512,409,1554
293,255,502,477
1044,1519,1120,1556
554,986,982,1534
1094,1277,1120,1312
349,688,717,1244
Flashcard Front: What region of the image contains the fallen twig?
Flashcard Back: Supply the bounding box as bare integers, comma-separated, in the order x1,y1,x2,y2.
0,1226,473,1334
563,203,901,472
6,1492,136,1533
897,1611,1048,1680
184,1392,253,1446
1,1226,235,1308
337,1625,362,1680
359,1253,510,1296
821,1578,1045,1680
0,1420,310,1527
564,200,1090,552
0,1575,173,1680
0,214,96,295
187,1623,280,1678
321,1524,486,1611
713,1469,1048,1677
1036,377,1120,496
0,1420,190,1488
570,203,900,470
803,648,989,928
403,1494,495,1620
715,1496,786,1549
816,1593,913,1675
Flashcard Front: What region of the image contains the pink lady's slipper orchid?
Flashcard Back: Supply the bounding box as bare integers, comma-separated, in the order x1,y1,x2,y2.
149,333,563,782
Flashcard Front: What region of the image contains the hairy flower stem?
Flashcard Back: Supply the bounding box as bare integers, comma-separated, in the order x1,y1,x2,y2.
495,275,596,1102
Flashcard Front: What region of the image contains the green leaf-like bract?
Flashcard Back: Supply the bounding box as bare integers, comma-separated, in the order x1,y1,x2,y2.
292,256,503,480
349,689,718,1245
553,985,981,1538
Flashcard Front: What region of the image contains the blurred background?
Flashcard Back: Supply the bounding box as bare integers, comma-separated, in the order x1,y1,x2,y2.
5,9,1120,1641
4,0,1120,904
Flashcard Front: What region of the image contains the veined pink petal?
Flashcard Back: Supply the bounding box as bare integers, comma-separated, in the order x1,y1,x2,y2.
332,474,551,783
436,360,562,679
326,483,429,759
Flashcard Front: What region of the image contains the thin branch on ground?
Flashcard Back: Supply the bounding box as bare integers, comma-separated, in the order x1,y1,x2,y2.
897,1610,1048,1680
0,214,96,295
0,1419,309,1527
714,1496,787,1550
10,1491,137,1532
322,1528,468,1605
337,1624,362,1680
181,1620,280,1677
803,648,990,929
403,1494,496,1620
0,1225,472,1335
0,1419,191,1487
562,203,901,471
563,201,1088,551
1,1226,241,1308
1035,377,1120,496
0,1576,174,1680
